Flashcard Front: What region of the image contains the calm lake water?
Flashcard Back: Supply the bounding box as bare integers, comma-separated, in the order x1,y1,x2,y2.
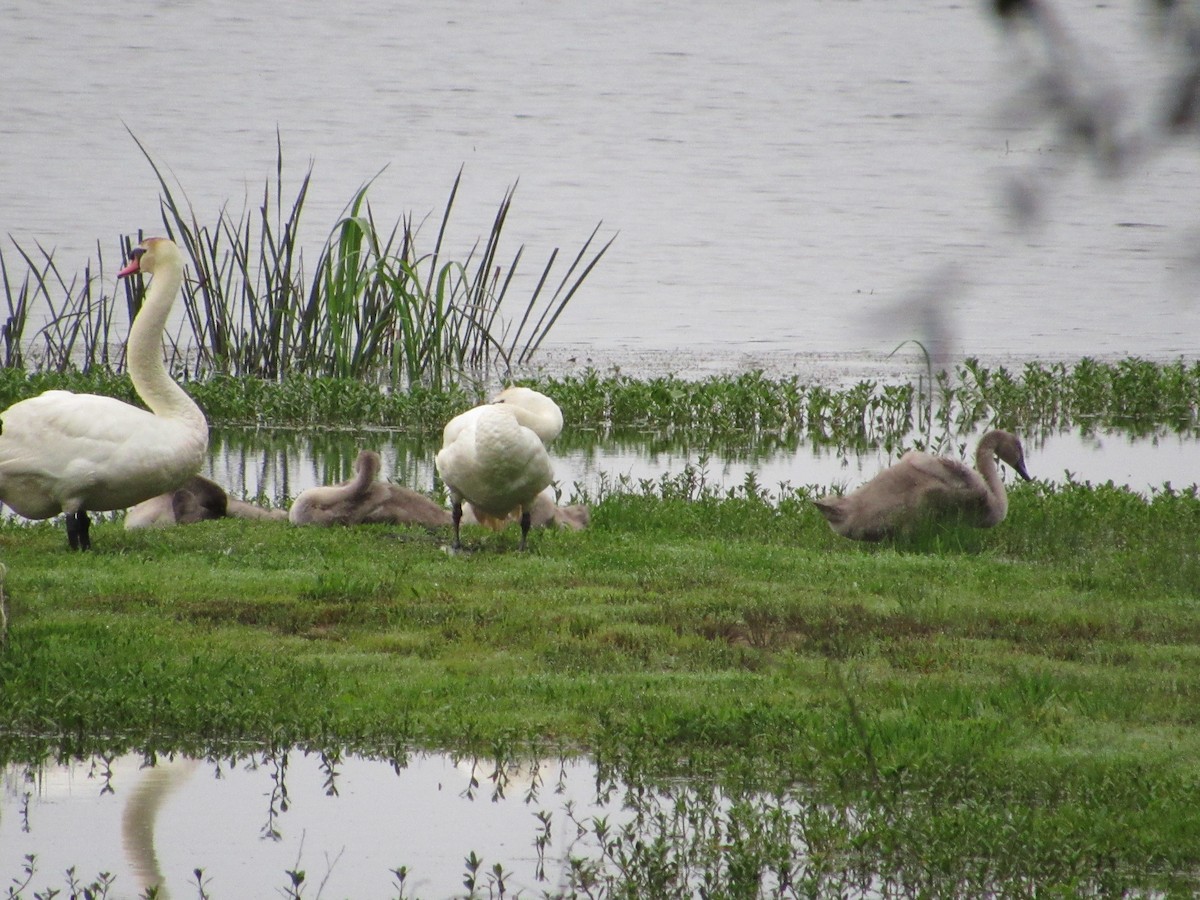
2,0,1198,368
207,422,1200,512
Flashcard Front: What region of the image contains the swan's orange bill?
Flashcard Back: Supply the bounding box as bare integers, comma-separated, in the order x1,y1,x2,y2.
117,258,141,278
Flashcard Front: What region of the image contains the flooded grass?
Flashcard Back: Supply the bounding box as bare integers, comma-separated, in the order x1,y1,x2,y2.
0,357,1196,445
0,476,1198,895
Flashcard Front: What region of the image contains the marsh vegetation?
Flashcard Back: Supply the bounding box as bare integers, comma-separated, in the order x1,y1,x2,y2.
1,128,1199,896
0,137,613,388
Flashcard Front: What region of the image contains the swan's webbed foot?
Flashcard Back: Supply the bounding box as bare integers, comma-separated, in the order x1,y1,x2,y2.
65,511,91,551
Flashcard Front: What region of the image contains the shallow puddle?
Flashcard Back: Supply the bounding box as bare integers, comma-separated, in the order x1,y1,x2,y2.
1,750,629,898
0,742,1177,898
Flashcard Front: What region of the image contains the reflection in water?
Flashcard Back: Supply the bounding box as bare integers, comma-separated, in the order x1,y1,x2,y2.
1,749,634,898
0,744,1174,897
6,747,867,897
120,758,198,900
204,420,1198,517
206,427,444,508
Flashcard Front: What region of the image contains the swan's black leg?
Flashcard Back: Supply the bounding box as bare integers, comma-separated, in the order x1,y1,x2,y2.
73,511,91,551
65,511,91,551
451,500,463,550
519,509,532,551
65,512,81,550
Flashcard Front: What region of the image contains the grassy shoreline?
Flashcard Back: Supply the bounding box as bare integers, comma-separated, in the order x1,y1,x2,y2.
1,360,1198,894
1,475,1198,894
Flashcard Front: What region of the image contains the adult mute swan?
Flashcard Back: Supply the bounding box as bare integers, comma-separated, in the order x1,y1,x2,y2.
0,237,209,549
813,429,1032,541
436,386,563,550
289,449,451,528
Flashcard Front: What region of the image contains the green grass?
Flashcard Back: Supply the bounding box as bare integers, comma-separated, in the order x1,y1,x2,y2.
1,479,1198,895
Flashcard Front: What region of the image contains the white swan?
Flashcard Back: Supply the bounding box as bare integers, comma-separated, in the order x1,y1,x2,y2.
289,449,451,528
0,237,209,549
813,429,1032,541
436,386,563,550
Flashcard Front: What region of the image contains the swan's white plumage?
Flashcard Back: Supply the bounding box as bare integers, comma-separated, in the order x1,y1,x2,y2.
0,238,208,547
436,386,562,549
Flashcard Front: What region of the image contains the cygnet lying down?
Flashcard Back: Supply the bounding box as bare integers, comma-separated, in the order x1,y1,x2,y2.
289,449,451,528
125,475,287,528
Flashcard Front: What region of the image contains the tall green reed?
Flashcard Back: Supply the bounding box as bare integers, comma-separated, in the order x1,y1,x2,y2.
0,133,613,388
142,130,615,386
0,240,128,373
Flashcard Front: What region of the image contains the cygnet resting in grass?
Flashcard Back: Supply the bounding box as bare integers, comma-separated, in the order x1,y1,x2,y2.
289,449,451,528
813,429,1032,541
436,386,563,550
463,487,590,532
124,475,287,528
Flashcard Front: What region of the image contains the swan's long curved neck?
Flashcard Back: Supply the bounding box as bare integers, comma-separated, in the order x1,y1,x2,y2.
127,265,204,426
508,404,562,445
974,434,1008,520
348,452,381,497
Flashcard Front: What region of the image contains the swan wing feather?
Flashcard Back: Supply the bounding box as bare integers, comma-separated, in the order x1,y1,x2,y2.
898,451,988,501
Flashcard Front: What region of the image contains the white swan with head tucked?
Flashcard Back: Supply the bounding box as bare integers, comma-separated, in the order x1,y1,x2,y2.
813,429,1032,541
436,386,563,550
0,237,209,549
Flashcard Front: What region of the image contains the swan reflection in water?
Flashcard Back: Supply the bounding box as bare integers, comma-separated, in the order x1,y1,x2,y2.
121,757,200,899
3,750,588,896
